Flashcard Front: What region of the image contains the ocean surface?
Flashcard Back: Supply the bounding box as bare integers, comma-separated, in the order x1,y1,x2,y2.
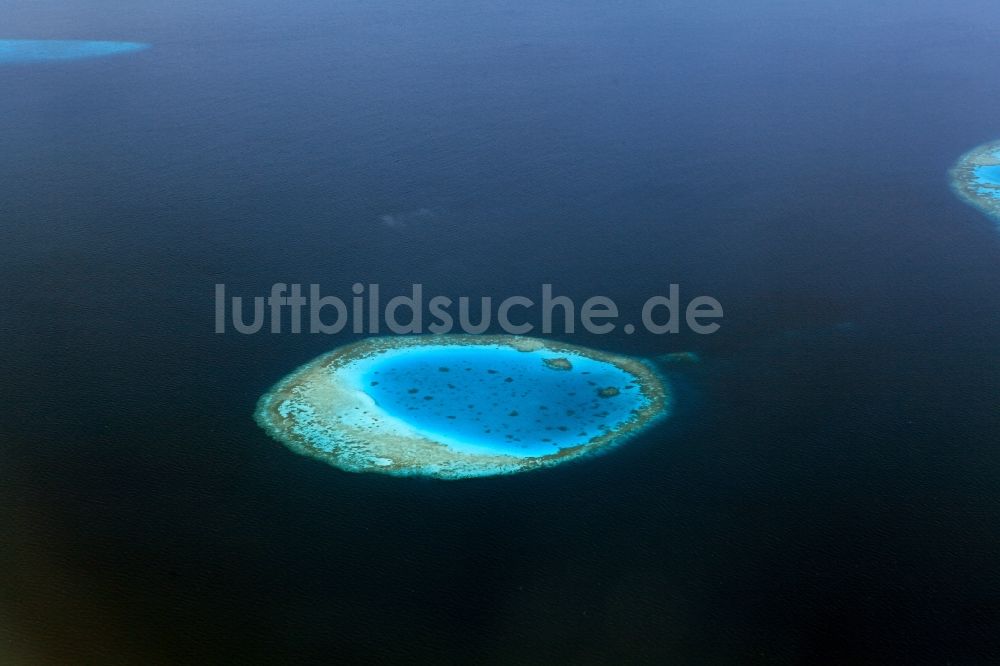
3,1,1000,662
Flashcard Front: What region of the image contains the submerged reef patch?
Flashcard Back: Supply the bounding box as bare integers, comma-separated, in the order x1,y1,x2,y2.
255,335,671,479
543,357,573,371
951,140,1000,223
0,40,148,64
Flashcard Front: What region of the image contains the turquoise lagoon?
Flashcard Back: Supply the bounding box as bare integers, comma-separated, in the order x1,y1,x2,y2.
975,165,1000,193
255,336,671,479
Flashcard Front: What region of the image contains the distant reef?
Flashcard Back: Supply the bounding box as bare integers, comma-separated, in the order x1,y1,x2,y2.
0,40,148,64
951,140,1000,223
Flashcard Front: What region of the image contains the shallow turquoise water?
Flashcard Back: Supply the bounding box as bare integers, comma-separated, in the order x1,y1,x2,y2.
0,39,148,63
974,165,1000,186
975,163,1000,200
359,345,649,457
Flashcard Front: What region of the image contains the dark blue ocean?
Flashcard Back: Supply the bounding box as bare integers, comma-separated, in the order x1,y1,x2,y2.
3,1,1000,662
